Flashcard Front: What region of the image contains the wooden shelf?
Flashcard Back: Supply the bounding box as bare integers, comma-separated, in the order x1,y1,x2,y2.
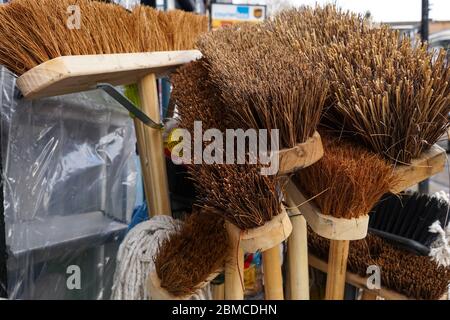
17,50,202,99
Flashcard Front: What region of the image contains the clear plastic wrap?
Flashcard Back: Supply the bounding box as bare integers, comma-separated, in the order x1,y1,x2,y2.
0,66,137,299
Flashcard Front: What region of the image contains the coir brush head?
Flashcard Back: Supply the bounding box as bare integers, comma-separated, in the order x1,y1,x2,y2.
154,208,230,298
190,163,282,230
0,0,207,75
294,135,397,219
198,22,328,149
308,230,450,300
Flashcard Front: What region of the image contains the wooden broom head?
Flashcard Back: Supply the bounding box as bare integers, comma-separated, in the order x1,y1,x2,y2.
0,0,207,76
189,163,282,230
154,208,229,298
197,22,328,149
308,229,450,300
294,135,398,219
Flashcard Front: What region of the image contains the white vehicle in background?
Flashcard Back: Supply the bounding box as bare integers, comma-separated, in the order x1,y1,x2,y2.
429,29,450,62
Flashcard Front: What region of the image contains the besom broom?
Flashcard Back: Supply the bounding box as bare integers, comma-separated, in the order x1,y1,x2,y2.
0,0,207,218
170,59,294,300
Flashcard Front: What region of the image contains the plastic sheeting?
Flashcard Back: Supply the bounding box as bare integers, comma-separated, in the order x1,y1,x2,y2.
0,66,137,299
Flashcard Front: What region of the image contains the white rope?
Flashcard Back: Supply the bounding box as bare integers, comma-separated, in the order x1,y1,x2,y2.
111,215,212,300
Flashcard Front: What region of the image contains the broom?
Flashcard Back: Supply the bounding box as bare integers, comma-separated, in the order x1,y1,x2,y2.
0,0,207,218
197,21,327,300
308,229,450,300
198,22,327,174
171,59,291,300
151,208,230,299
293,135,397,299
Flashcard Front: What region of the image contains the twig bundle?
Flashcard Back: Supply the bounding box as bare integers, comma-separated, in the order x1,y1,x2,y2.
269,5,450,163
198,22,328,149
189,164,282,230
154,208,230,297
294,136,397,219
308,229,450,300
0,0,207,75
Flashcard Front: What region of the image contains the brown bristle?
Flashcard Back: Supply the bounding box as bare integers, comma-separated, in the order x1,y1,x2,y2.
154,209,230,297
269,5,450,163
294,136,397,219
189,164,282,230
198,22,328,149
268,5,371,47
170,59,228,132
308,229,450,300
0,0,207,75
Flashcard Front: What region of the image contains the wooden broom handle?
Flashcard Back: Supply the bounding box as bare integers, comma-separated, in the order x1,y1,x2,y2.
262,245,284,300
137,73,171,217
325,239,350,300
287,214,309,300
224,247,244,300
361,290,378,300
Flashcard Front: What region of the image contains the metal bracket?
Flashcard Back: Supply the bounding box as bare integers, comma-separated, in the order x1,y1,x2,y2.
97,83,163,130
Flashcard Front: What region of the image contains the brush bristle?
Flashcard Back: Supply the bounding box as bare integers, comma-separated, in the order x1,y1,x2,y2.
189,163,282,230
171,59,283,230
270,5,450,163
198,22,328,149
308,229,450,300
170,59,228,132
154,208,229,297
369,193,450,247
0,0,207,75
294,135,397,219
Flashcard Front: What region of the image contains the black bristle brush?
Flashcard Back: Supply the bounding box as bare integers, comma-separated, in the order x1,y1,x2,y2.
369,192,450,255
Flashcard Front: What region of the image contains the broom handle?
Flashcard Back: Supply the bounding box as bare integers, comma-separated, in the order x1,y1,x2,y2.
262,245,284,300
361,290,378,300
287,214,309,300
325,239,350,300
137,73,171,217
224,247,244,300
211,283,225,300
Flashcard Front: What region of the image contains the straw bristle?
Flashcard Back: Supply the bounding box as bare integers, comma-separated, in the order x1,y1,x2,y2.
294,136,397,219
308,229,450,300
0,0,207,75
198,22,328,149
269,5,450,163
189,164,282,230
154,208,229,297
325,27,450,163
